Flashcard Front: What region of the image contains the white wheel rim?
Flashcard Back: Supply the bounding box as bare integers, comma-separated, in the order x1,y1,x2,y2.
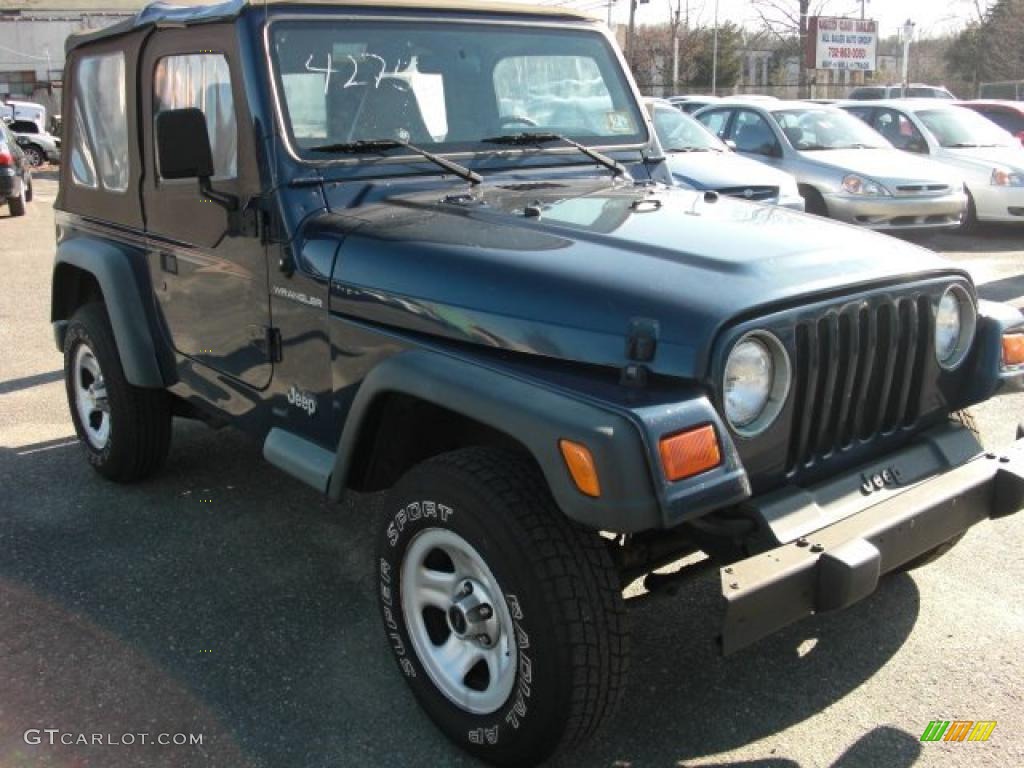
400,528,518,715
73,343,110,450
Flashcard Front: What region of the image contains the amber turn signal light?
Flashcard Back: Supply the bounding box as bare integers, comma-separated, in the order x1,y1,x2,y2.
559,439,601,498
659,425,721,482
1003,333,1024,368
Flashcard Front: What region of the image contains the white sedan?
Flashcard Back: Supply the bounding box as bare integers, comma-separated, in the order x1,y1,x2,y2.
841,100,1024,228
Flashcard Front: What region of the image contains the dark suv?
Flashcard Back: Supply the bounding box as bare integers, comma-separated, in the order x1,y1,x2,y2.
1,119,32,216
52,2,1024,765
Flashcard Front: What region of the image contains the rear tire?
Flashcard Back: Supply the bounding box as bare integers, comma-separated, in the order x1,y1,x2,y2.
63,303,172,481
376,447,628,767
897,410,978,572
24,174,33,202
7,184,26,216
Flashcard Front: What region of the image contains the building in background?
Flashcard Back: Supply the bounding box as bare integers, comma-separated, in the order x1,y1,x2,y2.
0,1,142,114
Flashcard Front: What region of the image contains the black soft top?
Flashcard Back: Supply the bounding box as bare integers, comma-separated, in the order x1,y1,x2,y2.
65,0,596,53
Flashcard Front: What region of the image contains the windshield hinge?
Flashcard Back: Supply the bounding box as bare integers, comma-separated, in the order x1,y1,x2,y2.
622,318,658,388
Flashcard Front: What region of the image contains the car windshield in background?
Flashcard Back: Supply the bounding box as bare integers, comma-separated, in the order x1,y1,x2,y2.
916,108,1015,148
652,107,723,151
772,108,889,150
268,20,647,160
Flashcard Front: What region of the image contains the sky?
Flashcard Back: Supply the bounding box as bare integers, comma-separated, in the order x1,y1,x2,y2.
540,0,991,39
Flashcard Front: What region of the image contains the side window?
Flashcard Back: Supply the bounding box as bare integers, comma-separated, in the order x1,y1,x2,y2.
10,120,38,134
154,54,237,179
696,109,730,138
845,106,874,123
70,52,129,192
983,110,1024,134
873,109,926,152
731,110,780,156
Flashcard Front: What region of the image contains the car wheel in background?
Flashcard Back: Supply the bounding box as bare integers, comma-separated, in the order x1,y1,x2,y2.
22,144,44,167
959,188,978,233
800,186,828,217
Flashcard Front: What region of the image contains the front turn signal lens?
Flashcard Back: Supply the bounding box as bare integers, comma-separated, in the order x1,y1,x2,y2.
659,425,721,482
559,439,601,497
1004,333,1024,367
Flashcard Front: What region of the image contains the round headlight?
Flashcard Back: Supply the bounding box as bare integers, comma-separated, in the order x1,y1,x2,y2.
723,332,791,435
934,285,976,370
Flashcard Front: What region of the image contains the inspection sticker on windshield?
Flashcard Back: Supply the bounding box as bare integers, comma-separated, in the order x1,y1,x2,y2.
606,111,633,134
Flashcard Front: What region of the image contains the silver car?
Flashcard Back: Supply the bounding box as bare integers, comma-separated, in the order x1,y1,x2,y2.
645,98,804,210
694,100,966,231
841,100,1024,228
7,119,60,167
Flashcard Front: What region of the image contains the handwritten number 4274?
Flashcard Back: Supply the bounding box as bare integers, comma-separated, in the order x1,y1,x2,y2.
304,53,408,94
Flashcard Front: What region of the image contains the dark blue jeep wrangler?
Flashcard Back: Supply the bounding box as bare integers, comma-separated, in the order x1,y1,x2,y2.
51,1,1024,764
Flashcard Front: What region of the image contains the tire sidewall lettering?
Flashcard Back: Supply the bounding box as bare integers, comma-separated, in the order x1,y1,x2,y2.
380,498,540,750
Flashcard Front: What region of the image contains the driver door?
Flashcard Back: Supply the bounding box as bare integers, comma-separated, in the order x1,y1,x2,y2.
140,27,272,389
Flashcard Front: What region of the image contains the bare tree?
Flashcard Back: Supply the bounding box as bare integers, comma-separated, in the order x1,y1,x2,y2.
749,0,832,96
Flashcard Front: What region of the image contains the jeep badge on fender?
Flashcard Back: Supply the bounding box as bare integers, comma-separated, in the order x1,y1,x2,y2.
50,2,1024,766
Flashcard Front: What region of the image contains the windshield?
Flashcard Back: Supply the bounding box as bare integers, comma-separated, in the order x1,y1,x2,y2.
772,108,889,150
916,108,1015,148
651,106,723,151
269,20,647,161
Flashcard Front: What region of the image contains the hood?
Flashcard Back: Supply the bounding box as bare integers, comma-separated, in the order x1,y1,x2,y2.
800,147,958,185
318,178,964,379
663,150,794,190
937,144,1024,175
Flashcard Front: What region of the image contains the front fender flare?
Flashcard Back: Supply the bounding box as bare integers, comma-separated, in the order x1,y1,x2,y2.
328,350,663,532
52,237,165,388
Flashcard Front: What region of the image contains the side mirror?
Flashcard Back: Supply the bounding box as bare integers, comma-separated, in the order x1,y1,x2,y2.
758,143,782,158
154,107,256,236
156,108,215,180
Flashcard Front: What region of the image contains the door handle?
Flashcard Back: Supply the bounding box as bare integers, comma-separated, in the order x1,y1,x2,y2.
160,252,178,275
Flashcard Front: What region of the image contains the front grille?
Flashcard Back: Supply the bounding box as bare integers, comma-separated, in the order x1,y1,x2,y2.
894,183,950,195
787,294,932,473
717,185,778,202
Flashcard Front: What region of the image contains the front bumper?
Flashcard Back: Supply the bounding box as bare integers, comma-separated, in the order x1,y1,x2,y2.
972,183,1024,222
824,190,966,230
720,428,1024,654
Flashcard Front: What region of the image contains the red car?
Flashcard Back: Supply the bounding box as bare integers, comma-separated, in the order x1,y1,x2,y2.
958,100,1024,146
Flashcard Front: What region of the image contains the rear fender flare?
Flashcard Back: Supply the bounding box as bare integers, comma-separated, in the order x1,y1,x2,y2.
52,237,166,388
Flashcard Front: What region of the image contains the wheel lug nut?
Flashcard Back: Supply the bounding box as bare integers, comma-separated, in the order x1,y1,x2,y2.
478,634,491,647
477,605,492,620
461,581,473,596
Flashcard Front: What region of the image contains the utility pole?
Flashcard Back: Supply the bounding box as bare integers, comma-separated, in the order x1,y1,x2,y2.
671,1,681,94
627,0,637,64
901,18,915,93
859,0,868,20
711,0,719,95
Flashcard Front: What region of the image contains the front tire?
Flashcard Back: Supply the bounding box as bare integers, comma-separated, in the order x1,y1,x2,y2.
377,448,628,767
63,303,172,481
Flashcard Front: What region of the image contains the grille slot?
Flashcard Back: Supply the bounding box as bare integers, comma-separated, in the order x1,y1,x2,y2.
787,295,932,473
717,185,778,202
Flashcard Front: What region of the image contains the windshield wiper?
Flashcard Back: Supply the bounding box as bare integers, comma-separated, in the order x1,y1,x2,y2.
945,142,980,148
480,132,631,179
308,139,481,184
666,145,713,153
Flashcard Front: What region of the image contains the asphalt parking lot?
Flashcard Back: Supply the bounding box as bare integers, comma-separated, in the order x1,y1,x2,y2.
1,177,1023,768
